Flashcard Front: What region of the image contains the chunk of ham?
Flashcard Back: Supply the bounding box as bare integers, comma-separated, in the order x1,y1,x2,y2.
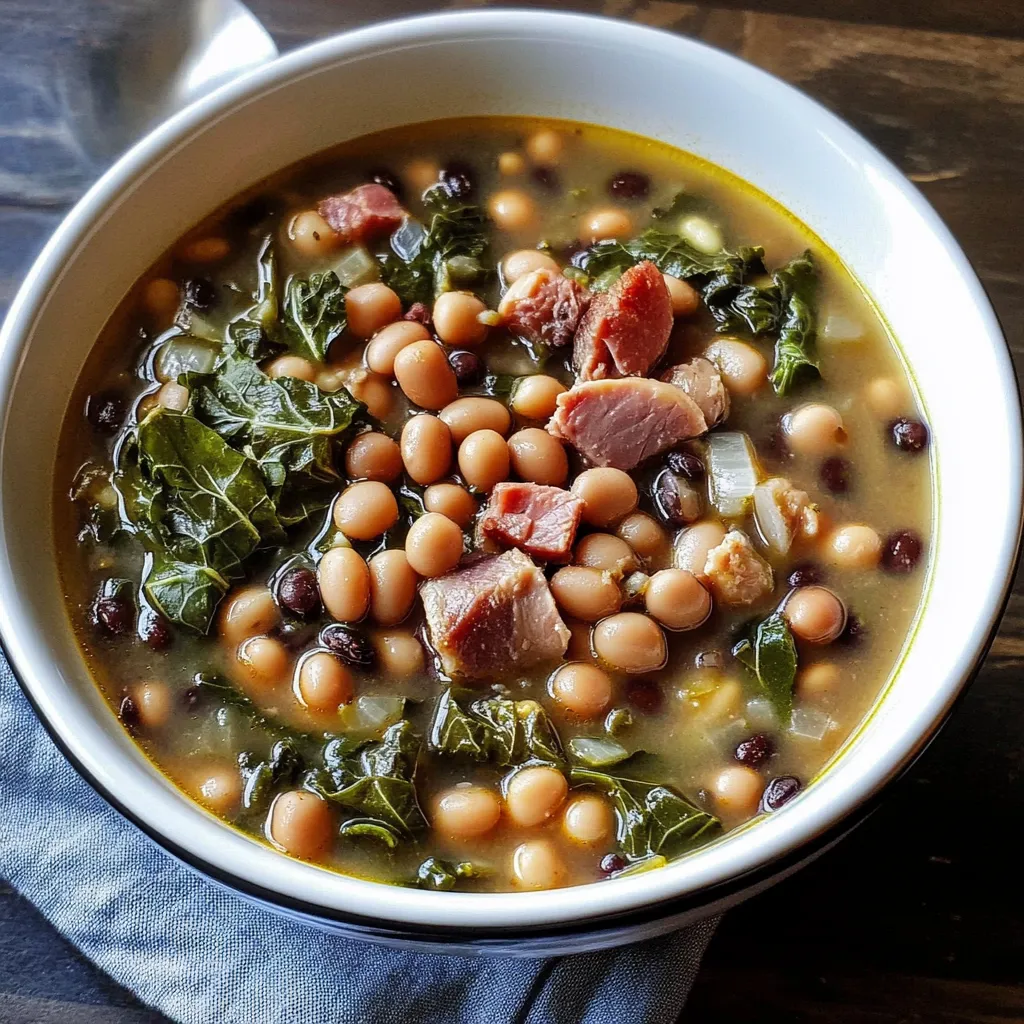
661,357,730,428
480,482,584,562
420,549,570,679
753,477,822,556
573,261,673,381
547,377,708,471
497,269,589,349
317,184,406,244
703,529,774,606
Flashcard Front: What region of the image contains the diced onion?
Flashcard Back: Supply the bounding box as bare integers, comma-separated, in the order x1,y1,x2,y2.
707,432,759,518
154,335,219,382
678,214,723,254
332,245,380,288
391,218,426,261
337,695,405,734
753,480,792,555
789,706,832,741
820,312,864,344
745,696,777,730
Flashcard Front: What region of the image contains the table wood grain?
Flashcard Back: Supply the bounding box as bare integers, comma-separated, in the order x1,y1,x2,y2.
1,1,1022,1021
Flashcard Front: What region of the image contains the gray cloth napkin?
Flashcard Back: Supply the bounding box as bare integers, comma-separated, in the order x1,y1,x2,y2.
0,656,717,1024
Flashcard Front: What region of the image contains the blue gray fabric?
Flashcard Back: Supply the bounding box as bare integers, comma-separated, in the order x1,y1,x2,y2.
0,656,717,1024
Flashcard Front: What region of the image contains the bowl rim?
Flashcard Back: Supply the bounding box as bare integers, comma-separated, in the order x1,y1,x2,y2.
1,9,1021,935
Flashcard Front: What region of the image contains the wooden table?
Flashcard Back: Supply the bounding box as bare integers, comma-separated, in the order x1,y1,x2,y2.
1,1,1022,1021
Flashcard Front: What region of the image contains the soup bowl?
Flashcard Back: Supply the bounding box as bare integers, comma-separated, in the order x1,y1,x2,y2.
0,11,1019,955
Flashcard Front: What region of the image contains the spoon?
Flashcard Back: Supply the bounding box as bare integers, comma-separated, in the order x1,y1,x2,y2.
60,0,278,165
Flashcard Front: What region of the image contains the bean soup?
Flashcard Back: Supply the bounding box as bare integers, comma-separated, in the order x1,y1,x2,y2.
54,118,931,892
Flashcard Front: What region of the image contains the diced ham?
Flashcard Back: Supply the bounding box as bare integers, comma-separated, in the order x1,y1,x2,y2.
420,549,570,680
547,377,708,471
317,184,406,244
703,529,774,606
497,269,589,349
661,357,730,428
573,261,673,381
480,482,584,562
753,477,821,556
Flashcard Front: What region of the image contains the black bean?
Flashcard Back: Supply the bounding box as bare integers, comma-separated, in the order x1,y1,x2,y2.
368,166,404,200
531,166,560,191
890,418,929,453
448,350,484,386
439,160,476,200
182,686,201,711
600,853,626,875
819,456,851,494
666,449,705,481
184,277,218,311
93,595,134,636
118,695,139,728
787,562,824,589
758,425,790,463
139,611,172,651
762,775,801,811
607,171,650,200
320,623,375,669
625,679,664,715
654,471,696,527
837,613,866,647
277,567,320,618
85,392,125,434
734,734,773,769
404,302,432,327
882,530,924,573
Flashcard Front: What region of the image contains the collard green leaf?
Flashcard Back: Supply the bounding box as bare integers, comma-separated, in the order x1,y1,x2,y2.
567,736,632,769
242,738,305,812
306,721,426,835
282,270,348,362
768,250,819,396
338,818,400,849
187,350,361,525
381,193,491,304
570,767,720,862
145,551,229,634
733,611,798,720
428,691,564,767
227,237,283,361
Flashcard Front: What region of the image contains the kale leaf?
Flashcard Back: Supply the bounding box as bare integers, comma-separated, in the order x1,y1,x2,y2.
381,190,490,304
767,250,818,395
282,270,348,362
226,237,283,361
306,720,426,835
186,350,361,525
732,611,799,720
569,767,720,862
414,856,481,891
428,690,564,767
338,818,400,849
242,738,305,812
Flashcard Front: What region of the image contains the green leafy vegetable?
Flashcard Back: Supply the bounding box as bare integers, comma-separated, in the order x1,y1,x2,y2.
767,251,818,395
415,856,480,891
604,707,634,736
567,735,633,768
306,721,426,835
733,611,799,720
282,270,348,362
338,818,400,849
186,350,361,525
114,409,284,632
242,738,305,811
227,237,283,361
570,767,720,862
428,691,564,767
381,191,490,304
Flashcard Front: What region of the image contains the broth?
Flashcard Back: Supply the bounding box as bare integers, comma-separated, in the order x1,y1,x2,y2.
54,117,931,892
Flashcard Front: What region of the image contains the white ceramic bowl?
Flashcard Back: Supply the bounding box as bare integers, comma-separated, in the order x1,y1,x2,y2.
0,11,1020,955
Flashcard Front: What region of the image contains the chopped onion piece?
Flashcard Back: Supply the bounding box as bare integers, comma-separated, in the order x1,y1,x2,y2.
745,696,777,730
337,695,405,734
622,571,650,603
707,432,759,518
753,480,792,555
154,335,219,382
332,245,380,288
789,706,832,741
820,312,864,344
391,217,426,261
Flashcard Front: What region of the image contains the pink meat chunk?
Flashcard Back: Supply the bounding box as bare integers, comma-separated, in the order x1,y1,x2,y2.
548,377,708,471
573,261,673,381
317,184,406,243
498,269,590,349
661,357,731,428
420,549,570,680
480,482,584,562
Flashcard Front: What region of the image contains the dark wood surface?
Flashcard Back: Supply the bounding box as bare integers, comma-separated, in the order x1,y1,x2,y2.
1,1,1022,1021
